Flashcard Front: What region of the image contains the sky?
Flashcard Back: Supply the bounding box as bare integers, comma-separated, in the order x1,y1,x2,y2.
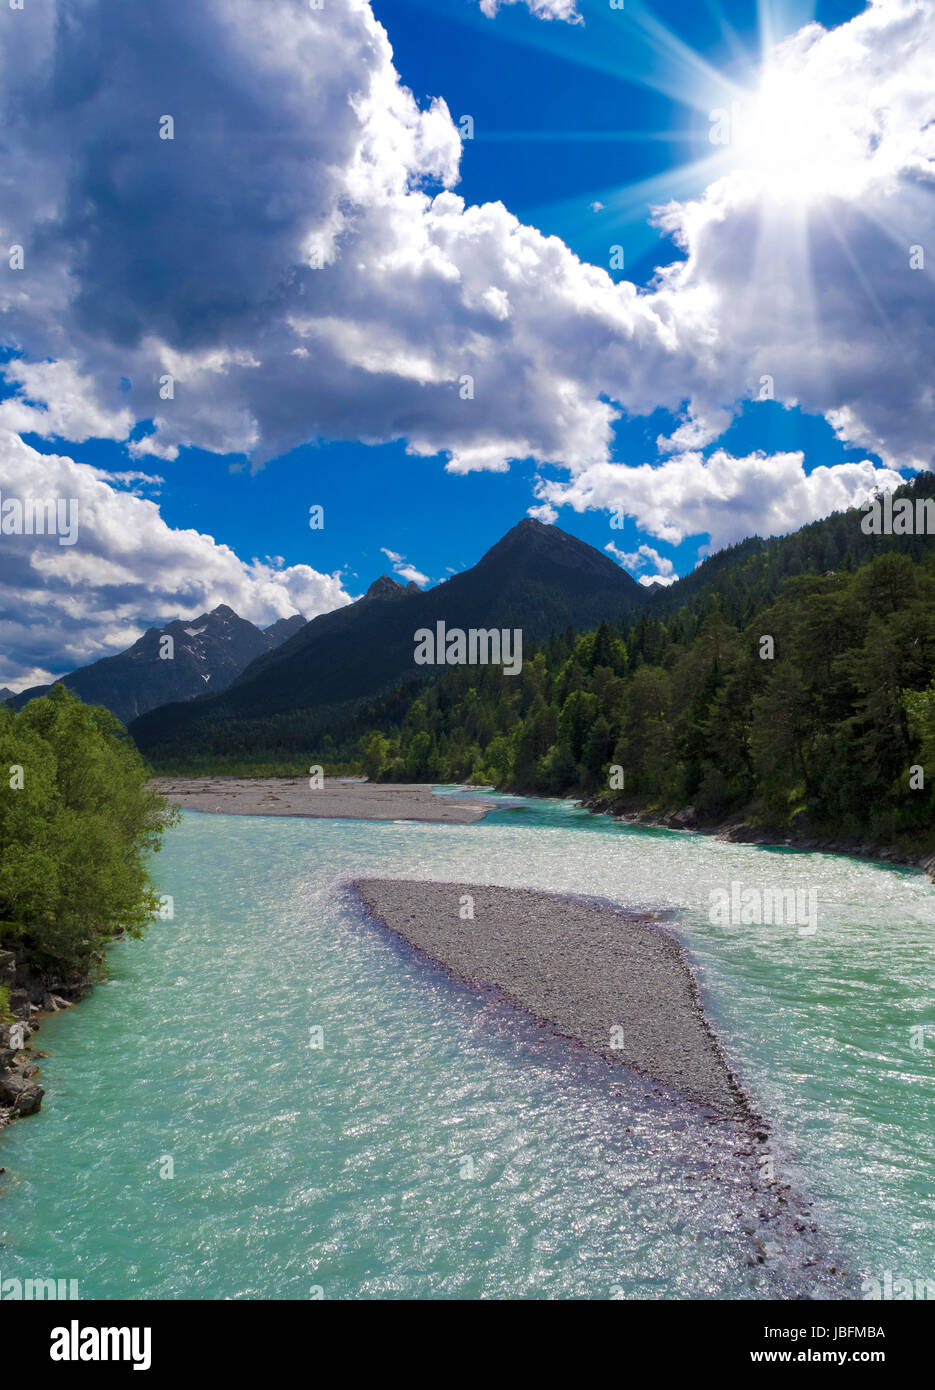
1,0,933,687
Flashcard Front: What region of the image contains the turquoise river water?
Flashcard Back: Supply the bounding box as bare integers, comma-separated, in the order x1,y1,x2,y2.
1,794,933,1299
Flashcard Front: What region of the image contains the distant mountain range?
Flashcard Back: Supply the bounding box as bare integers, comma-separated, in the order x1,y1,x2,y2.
18,477,935,763
130,518,648,762
9,606,306,726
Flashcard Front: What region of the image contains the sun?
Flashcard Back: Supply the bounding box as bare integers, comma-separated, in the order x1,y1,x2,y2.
729,64,871,204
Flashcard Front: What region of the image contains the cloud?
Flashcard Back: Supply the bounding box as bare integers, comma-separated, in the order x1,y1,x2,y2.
656,405,733,456
605,541,676,585
539,450,906,550
380,546,430,587
478,0,581,21
394,564,430,586
646,0,935,470
0,430,350,687
0,0,689,480
0,359,135,444
0,0,931,531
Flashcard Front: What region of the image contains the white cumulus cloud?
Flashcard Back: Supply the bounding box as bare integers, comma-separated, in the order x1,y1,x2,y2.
380,547,430,587
0,0,930,570
478,0,581,21
606,541,677,586
538,450,906,551
0,430,350,687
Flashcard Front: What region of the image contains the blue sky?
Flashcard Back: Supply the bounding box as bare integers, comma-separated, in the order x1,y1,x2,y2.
1,0,932,685
15,0,868,583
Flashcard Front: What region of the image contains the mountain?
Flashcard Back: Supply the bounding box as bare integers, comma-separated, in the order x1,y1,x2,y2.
263,614,308,646
12,606,307,726
311,484,935,855
0,688,15,704
130,518,647,763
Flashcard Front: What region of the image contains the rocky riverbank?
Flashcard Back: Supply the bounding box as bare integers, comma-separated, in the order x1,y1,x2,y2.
0,948,85,1139
578,797,935,880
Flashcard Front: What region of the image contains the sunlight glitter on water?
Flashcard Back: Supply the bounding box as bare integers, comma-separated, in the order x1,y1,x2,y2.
0,798,932,1299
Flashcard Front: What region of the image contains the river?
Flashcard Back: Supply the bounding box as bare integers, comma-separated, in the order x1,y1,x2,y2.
1,794,932,1299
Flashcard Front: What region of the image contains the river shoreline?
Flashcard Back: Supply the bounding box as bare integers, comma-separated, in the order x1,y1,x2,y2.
154,774,935,877
574,795,935,881
0,949,85,1143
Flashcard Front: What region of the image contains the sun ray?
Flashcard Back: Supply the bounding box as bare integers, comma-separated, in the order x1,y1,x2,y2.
624,0,751,106
402,0,748,113
818,204,910,361
845,179,935,264
745,191,830,419
757,0,779,61
700,0,759,68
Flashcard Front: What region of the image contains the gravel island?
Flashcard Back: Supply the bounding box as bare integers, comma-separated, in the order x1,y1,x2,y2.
353,878,751,1119
152,778,496,823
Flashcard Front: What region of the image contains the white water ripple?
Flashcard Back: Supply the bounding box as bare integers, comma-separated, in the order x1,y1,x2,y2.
0,795,931,1299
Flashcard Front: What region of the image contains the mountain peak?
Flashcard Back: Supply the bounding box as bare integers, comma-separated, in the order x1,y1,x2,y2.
365,574,407,600
161,604,240,634
264,613,306,640
475,516,641,588
495,517,552,543
131,515,649,759
10,599,305,725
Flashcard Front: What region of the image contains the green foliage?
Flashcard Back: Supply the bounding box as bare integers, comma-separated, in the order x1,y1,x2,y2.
131,477,935,849
905,678,935,770
558,691,600,762
359,732,391,781
0,687,177,981
328,524,935,848
0,983,11,1021
145,756,359,778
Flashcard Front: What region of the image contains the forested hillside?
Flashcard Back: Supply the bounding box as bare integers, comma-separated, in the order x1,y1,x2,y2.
136,475,935,848
348,480,935,846
130,518,646,766
640,471,935,625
